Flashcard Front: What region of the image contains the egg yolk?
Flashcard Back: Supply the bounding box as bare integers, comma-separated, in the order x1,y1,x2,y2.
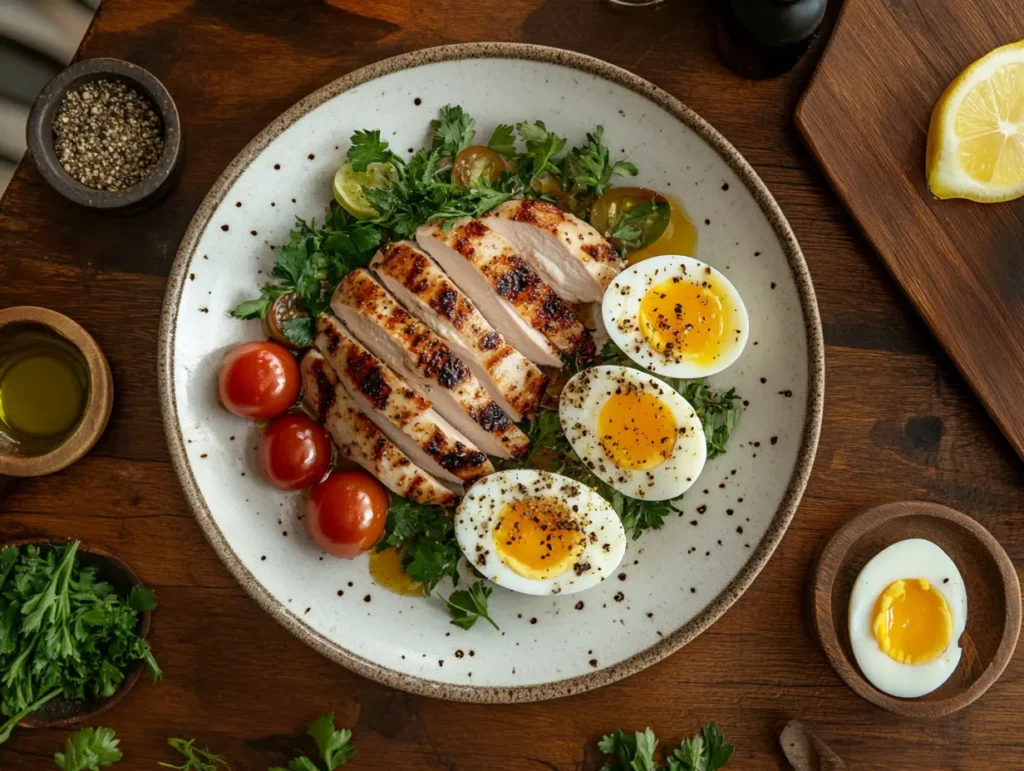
598,388,677,470
638,275,730,365
493,498,586,580
872,578,953,665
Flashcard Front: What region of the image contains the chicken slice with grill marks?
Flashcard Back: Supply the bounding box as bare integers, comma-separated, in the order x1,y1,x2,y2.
416,219,595,367
370,241,546,421
314,313,492,487
331,268,531,460
484,199,624,303
300,350,456,505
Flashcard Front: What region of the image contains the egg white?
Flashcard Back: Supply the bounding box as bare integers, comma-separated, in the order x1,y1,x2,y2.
601,254,749,378
454,469,627,596
559,365,707,501
848,539,968,699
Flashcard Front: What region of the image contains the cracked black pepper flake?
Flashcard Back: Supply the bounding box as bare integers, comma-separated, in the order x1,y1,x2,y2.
53,79,164,191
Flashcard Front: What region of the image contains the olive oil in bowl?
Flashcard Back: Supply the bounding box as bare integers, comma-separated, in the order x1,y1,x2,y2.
0,323,89,455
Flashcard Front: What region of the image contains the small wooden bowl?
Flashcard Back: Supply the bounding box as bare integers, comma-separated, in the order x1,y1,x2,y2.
0,307,113,477
26,58,183,210
3,539,153,728
810,501,1021,717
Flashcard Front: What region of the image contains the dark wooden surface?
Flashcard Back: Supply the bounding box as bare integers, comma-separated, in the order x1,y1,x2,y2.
796,0,1024,461
1,1,1022,768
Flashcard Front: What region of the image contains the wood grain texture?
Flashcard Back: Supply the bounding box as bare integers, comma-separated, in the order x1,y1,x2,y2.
1,1,1023,769
811,501,1020,718
795,0,1024,460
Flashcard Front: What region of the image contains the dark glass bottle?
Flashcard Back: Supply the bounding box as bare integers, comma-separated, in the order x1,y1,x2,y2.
716,0,828,79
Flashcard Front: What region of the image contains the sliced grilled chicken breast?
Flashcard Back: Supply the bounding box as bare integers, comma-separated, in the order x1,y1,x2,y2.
314,314,492,487
331,269,531,460
371,241,546,421
300,351,456,506
416,219,595,366
484,199,623,303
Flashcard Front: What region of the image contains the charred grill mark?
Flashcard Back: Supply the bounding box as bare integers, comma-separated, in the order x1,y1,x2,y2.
462,220,488,238
430,287,461,323
439,440,489,473
479,331,502,350
313,365,335,423
475,401,511,434
318,317,343,353
581,241,619,263
420,346,471,389
346,350,391,410
392,245,431,294
511,199,542,226
495,256,541,299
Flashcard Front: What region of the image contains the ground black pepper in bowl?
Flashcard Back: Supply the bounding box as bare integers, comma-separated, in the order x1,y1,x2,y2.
53,79,164,191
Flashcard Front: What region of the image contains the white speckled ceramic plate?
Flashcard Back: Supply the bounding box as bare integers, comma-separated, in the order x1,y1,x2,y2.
159,43,823,702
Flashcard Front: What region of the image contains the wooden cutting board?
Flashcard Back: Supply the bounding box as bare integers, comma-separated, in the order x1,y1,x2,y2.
796,0,1024,460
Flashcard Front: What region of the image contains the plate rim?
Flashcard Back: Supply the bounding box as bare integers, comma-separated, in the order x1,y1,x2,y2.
158,42,825,703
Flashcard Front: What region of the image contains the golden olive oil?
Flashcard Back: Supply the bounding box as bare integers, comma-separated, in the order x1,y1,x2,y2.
0,323,89,454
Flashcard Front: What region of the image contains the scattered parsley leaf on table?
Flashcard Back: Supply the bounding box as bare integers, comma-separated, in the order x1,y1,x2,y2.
599,728,660,771
666,723,735,771
442,581,499,630
160,738,231,770
269,713,355,771
53,727,122,770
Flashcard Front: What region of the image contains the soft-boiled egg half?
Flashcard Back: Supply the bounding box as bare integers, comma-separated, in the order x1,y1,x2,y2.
602,255,749,378
848,539,968,698
559,365,707,501
455,470,627,596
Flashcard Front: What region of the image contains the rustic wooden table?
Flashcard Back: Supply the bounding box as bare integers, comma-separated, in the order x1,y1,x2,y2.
2,1,1022,769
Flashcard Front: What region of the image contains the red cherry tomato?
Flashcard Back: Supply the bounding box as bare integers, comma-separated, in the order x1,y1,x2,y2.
258,414,331,490
218,341,299,419
306,470,389,558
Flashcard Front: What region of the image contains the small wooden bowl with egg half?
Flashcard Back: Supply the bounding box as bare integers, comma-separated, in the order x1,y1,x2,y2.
810,500,1020,717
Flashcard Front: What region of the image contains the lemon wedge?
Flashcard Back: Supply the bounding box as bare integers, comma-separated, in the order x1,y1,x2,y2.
927,41,1024,202
332,161,393,218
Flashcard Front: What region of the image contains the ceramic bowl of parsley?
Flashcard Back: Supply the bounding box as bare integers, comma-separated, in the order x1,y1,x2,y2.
0,538,159,736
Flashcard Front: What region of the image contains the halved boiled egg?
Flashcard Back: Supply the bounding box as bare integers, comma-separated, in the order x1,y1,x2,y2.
602,255,749,378
848,539,968,698
454,469,626,596
559,365,706,501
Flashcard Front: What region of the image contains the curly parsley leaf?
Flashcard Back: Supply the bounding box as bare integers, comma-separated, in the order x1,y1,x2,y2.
129,586,158,613
382,498,459,591
54,727,122,771
441,581,499,631
599,728,660,771
347,129,396,171
562,126,637,201
159,738,231,770
231,206,382,327
487,124,517,157
307,713,356,770
431,105,476,160
666,723,734,771
516,120,567,184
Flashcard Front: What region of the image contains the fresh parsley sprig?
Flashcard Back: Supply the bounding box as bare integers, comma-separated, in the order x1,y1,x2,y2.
381,497,461,592
269,712,355,771
562,126,638,203
441,581,499,631
230,203,383,346
54,727,122,771
160,738,231,770
599,723,734,771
